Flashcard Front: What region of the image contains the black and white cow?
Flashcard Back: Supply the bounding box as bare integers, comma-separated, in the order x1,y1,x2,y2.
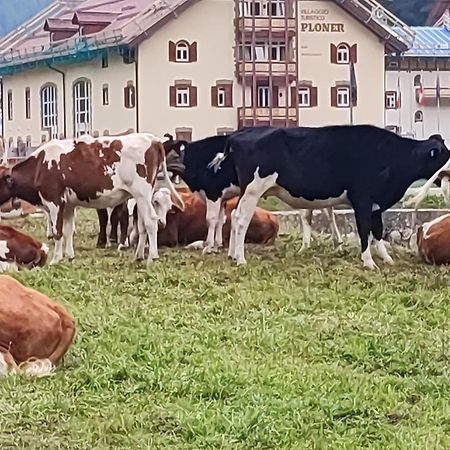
210,125,449,269
164,132,342,252
164,134,240,252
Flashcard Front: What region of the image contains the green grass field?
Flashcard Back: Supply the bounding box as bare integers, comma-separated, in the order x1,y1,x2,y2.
1,211,450,449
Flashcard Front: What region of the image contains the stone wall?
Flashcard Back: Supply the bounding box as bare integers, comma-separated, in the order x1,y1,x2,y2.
273,208,450,246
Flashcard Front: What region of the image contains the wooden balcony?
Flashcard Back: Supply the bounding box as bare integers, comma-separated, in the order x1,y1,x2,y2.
238,106,297,122
235,16,296,35
235,61,296,82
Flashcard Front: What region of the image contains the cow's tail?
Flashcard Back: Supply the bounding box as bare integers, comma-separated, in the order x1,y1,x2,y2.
405,159,450,208
207,140,233,173
159,142,185,211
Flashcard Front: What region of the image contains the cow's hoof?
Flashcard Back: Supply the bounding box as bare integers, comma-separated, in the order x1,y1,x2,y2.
96,242,106,249
383,256,395,266
362,260,378,270
49,259,61,266
117,244,128,251
202,246,218,255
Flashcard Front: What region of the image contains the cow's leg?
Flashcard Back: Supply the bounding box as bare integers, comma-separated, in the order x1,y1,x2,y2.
136,197,158,263
118,205,129,250
371,210,394,265
96,209,108,248
228,208,238,258
300,209,313,251
134,211,146,260
203,198,221,253
327,207,343,246
215,202,226,249
352,199,377,270
63,206,75,260
47,304,76,365
233,174,278,265
46,201,65,265
109,206,120,246
44,210,53,240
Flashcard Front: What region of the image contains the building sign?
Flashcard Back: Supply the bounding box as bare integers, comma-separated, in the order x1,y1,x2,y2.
300,9,345,33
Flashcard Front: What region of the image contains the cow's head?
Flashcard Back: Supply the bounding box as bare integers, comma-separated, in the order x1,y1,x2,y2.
152,188,182,228
163,133,187,176
415,134,450,180
0,166,15,206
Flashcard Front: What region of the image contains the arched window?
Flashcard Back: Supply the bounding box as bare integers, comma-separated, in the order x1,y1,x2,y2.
176,41,189,62
40,83,58,138
414,110,424,123
73,79,92,137
337,43,350,64
414,74,422,87
124,81,136,109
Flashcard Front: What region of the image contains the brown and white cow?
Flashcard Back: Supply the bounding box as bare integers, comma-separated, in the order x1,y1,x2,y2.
0,224,48,271
416,213,450,265
0,275,76,377
157,188,279,247
0,133,183,265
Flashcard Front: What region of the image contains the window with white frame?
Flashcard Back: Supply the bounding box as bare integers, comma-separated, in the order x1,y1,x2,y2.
73,79,92,137
40,84,58,138
7,90,12,121
254,42,269,60
257,86,270,107
175,41,189,62
271,42,286,61
298,87,310,107
25,87,31,119
385,91,397,109
217,87,226,107
337,87,350,107
176,87,190,106
337,44,350,64
271,0,286,16
239,0,262,16
102,84,109,106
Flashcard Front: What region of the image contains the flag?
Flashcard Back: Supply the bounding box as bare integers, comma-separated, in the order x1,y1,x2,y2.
417,82,425,106
436,71,441,102
396,75,402,109
349,61,357,105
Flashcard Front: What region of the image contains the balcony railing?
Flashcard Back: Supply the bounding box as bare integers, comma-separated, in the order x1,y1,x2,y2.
238,106,297,121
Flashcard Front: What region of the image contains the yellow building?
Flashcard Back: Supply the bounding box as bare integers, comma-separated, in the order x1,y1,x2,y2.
0,0,413,155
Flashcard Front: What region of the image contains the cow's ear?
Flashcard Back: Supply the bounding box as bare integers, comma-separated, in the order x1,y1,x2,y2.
430,134,445,144
5,175,14,190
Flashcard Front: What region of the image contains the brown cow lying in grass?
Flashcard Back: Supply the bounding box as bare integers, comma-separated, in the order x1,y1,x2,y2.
0,224,48,271
158,188,279,248
0,275,76,377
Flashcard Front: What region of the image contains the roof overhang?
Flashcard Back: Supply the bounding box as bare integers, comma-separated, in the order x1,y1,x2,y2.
72,11,119,26
333,0,413,53
44,18,78,32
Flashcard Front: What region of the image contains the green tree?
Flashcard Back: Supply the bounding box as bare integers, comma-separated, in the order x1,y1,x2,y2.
380,0,435,26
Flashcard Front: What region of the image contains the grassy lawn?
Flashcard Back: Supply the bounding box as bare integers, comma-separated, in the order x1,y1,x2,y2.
1,211,450,449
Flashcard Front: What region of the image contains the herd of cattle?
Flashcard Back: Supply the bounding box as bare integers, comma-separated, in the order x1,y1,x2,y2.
2,123,450,377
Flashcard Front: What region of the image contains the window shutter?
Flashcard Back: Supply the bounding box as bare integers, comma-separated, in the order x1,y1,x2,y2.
331,86,337,107
189,42,198,62
225,84,233,107
330,44,338,64
290,86,297,107
350,44,358,64
272,85,279,107
385,92,389,109
169,41,176,62
310,86,318,107
211,86,218,107
190,86,198,107
169,86,176,106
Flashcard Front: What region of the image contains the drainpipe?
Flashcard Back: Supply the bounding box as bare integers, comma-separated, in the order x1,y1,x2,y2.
47,63,67,138
0,78,3,139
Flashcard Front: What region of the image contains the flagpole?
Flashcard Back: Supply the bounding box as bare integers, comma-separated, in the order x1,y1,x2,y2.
437,64,441,134
349,61,356,125
397,70,401,131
